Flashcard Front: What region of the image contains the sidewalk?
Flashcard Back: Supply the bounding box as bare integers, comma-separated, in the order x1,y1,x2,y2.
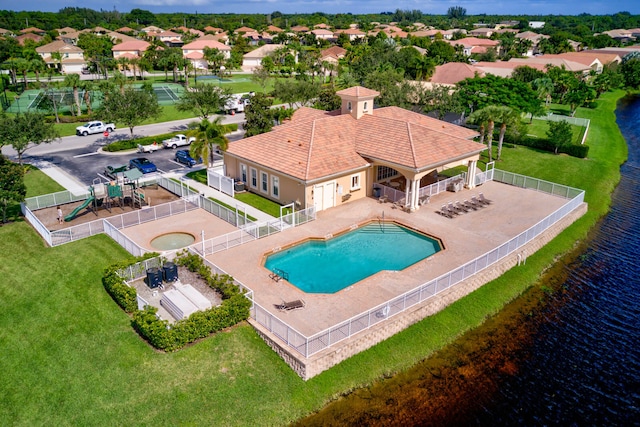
31,160,89,196
169,168,275,223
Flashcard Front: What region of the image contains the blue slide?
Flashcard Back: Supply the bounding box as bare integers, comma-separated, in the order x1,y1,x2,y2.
64,196,95,222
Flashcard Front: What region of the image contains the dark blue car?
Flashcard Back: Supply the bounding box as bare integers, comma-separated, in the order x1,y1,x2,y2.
129,157,157,174
175,150,201,167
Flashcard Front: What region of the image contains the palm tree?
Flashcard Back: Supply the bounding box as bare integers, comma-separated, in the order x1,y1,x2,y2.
468,105,502,163
187,117,231,167
30,58,46,84
203,47,225,74
50,52,62,75
532,77,554,108
494,106,520,161
79,79,95,116
64,73,82,116
15,58,30,86
110,70,127,95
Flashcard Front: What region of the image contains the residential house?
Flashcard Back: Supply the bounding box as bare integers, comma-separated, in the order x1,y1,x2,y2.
266,25,284,33
16,32,43,45
429,62,484,86
447,37,500,56
57,27,76,35
141,25,163,33
290,25,310,33
0,28,15,37
508,56,591,74
35,40,86,74
515,31,549,56
224,86,484,213
155,30,183,47
473,61,547,78
320,45,346,63
21,27,45,35
182,39,231,70
469,27,494,38
234,26,257,35
204,26,224,34
311,29,334,41
334,28,366,42
601,29,636,43
112,40,151,60
242,44,290,70
314,23,331,30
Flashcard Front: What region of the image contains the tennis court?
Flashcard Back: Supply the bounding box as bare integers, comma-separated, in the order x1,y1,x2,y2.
5,83,185,113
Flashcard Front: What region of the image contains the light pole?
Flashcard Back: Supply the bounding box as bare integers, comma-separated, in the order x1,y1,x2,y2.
219,65,225,86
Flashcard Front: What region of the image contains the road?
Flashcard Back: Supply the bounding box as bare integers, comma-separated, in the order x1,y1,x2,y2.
1,113,246,187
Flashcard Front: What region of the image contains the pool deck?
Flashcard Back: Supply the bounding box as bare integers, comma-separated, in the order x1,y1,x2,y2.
120,209,240,253
206,181,573,337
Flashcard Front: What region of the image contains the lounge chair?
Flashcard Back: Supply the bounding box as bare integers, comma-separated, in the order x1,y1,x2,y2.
462,199,480,210
275,299,306,311
391,200,405,210
479,192,493,205
437,205,454,218
446,201,462,216
378,194,389,203
454,201,471,213
471,195,486,207
419,196,430,206
269,268,289,282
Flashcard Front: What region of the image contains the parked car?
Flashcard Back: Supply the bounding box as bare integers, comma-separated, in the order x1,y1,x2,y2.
138,142,161,153
174,150,201,167
162,134,195,149
104,164,128,179
75,121,115,136
129,157,157,174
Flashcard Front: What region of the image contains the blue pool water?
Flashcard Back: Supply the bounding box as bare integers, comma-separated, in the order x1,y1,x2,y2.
264,222,442,293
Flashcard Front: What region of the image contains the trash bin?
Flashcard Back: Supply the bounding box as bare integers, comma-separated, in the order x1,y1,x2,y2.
373,187,381,198
146,267,163,289
162,262,178,282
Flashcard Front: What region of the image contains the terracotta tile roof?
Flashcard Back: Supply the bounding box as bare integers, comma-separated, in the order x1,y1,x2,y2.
508,57,590,72
312,29,334,36
234,26,256,34
291,25,309,32
36,40,83,54
320,45,346,58
184,51,204,59
227,103,482,182
430,62,483,85
474,61,547,77
336,86,379,98
21,27,44,34
267,25,283,33
182,39,230,51
449,37,499,47
554,51,622,65
112,40,151,52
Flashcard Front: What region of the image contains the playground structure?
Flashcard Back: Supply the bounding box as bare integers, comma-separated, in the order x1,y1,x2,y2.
63,178,149,222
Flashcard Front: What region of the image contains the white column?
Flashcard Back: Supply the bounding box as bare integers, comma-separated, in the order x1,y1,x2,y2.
467,160,477,189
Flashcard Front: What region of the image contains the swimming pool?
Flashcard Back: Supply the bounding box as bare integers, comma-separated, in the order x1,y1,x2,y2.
264,222,442,293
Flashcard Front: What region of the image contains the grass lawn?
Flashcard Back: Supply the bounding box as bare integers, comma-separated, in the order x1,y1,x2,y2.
524,118,585,145
0,91,629,425
185,169,289,217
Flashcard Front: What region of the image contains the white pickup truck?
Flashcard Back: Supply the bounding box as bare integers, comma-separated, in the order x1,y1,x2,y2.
76,121,115,136
162,134,195,149
224,92,254,114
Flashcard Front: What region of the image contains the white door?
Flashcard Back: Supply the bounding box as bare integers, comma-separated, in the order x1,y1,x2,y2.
314,182,335,212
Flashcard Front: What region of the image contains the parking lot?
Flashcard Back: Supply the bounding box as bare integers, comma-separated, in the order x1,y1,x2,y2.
22,134,237,186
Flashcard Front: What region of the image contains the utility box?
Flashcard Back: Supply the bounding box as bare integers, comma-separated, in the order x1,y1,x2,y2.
234,181,245,192
146,267,163,289
162,262,178,282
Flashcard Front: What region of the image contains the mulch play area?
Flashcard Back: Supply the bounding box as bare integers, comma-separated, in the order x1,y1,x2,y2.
34,185,182,231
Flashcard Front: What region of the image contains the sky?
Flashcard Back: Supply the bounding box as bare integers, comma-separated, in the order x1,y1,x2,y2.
1,0,638,16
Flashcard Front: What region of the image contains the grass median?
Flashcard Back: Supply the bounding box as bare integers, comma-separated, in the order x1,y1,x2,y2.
0,91,629,425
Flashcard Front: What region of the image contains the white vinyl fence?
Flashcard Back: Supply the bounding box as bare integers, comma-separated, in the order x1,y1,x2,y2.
250,170,585,357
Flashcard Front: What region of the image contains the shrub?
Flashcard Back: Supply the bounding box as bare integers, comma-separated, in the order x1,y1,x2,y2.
102,133,177,152
107,251,250,352
561,144,590,158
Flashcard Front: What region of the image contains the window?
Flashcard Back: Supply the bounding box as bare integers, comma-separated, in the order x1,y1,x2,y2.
271,176,280,198
363,101,368,111
347,101,351,111
250,168,257,188
261,171,268,193
377,166,397,181
350,173,360,190
240,163,247,183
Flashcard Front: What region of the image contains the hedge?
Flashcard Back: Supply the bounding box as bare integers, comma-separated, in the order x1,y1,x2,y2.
515,136,589,159
104,251,250,351
102,123,239,152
